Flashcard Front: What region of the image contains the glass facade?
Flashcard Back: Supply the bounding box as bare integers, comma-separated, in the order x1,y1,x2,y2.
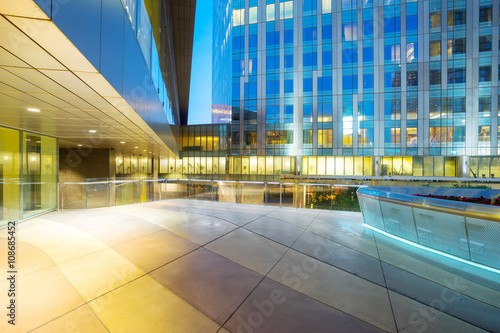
211,0,500,177
0,126,57,226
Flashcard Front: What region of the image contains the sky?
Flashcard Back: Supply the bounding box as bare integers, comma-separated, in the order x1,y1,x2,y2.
188,0,213,125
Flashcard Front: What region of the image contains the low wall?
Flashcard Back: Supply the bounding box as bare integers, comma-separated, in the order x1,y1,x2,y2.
357,186,500,270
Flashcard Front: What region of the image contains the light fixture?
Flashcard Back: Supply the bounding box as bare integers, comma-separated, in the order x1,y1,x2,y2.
143,150,147,152
4,156,8,160
31,157,36,161
121,141,125,144
135,147,139,149
27,108,40,112
78,144,82,147
89,130,96,133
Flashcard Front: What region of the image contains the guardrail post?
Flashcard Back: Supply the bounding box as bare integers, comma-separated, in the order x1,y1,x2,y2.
280,183,282,208
330,185,333,211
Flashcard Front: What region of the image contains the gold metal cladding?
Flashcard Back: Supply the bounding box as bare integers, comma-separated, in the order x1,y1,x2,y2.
357,192,500,223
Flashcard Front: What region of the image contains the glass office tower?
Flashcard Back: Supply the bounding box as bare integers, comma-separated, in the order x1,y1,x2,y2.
211,0,500,178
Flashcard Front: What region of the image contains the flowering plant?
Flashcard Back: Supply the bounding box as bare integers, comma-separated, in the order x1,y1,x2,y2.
415,194,500,206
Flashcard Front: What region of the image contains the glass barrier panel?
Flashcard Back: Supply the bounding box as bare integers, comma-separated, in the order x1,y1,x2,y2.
267,183,281,206
358,195,384,230
465,216,500,270
61,183,87,209
413,208,470,260
240,183,265,205
86,183,108,208
214,182,237,203
190,181,214,201
301,185,331,210
115,181,139,206
281,184,295,207
379,201,418,242
332,186,361,212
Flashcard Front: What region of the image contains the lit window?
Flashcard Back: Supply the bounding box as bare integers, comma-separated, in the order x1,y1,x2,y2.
280,1,293,19
429,41,441,58
266,4,275,21
479,6,492,23
249,7,257,24
318,130,332,148
430,13,441,29
322,0,331,13
407,128,417,147
233,9,244,26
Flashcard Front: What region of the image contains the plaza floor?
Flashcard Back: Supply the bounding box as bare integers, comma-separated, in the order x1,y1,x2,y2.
0,199,498,332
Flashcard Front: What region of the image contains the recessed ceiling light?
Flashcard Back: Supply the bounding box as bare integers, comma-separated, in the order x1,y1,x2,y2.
78,144,82,147
143,150,147,152
31,157,36,161
89,130,96,133
26,139,31,141
27,108,40,112
4,156,8,160
120,141,125,144
135,147,139,149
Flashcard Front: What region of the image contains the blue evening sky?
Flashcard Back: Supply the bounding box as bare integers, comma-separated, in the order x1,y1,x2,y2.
188,1,213,125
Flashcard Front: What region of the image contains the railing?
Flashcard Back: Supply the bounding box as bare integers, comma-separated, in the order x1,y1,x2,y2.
59,178,363,212
357,186,500,270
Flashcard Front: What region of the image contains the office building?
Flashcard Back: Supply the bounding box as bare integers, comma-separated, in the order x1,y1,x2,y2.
207,0,500,179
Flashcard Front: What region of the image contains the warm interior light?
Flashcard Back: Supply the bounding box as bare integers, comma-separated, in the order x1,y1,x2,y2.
121,141,125,144
31,157,36,161
27,108,40,112
78,144,82,147
4,156,8,160
89,130,97,133
135,147,139,149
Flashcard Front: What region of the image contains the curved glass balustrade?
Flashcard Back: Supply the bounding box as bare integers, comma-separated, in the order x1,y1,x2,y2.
358,186,500,271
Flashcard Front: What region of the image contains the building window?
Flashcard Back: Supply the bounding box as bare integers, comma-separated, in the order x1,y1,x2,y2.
303,78,313,94
303,130,313,144
385,44,401,63
363,74,373,90
479,126,490,142
430,13,441,29
266,31,279,48
447,68,466,84
407,70,418,87
343,75,358,91
448,9,466,26
407,15,418,33
318,130,332,148
303,104,312,122
407,98,418,119
233,9,245,26
342,48,358,65
266,4,275,21
384,17,401,35
284,54,293,70
284,79,293,93
280,1,293,19
479,36,492,52
284,29,293,44
448,38,466,56
407,42,417,63
323,50,332,67
479,96,491,113
322,0,331,13
363,47,373,63
429,69,441,85
249,34,257,49
385,72,401,88
342,22,357,41
430,41,441,58
479,66,492,82
479,6,492,23
363,20,373,38
303,27,317,43
249,7,257,24
407,127,417,147
303,52,317,68
322,25,332,41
